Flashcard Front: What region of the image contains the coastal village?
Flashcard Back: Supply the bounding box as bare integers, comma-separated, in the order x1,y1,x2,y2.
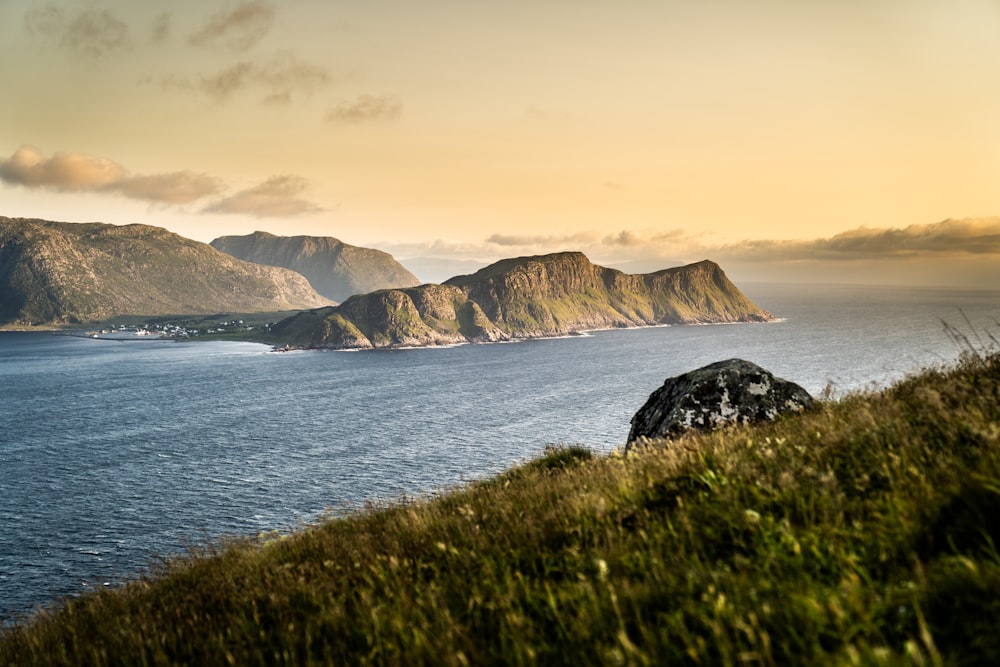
81,319,273,340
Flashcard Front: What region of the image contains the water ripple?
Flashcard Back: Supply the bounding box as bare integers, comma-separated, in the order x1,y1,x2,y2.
1,284,998,621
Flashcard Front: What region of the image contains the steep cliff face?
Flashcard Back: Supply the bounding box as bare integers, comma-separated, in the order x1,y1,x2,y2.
269,252,773,349
270,284,508,349
444,252,627,334
0,218,331,325
640,260,774,324
445,253,771,334
210,231,420,302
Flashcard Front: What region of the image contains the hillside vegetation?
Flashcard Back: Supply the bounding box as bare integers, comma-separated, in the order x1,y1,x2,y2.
3,350,999,665
0,218,331,326
269,252,772,349
211,231,420,303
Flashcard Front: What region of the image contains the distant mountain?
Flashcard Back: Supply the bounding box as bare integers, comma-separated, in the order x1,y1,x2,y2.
210,231,420,303
269,252,773,349
0,217,332,326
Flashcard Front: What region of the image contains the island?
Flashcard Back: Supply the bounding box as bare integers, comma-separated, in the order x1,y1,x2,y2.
267,251,773,350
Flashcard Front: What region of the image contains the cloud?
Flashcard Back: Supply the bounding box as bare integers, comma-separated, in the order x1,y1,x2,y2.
203,176,323,218
0,146,222,204
104,172,223,205
485,232,599,248
262,91,291,106
376,219,1000,278
326,94,403,123
584,221,1000,266
161,53,332,103
714,219,1000,262
0,145,125,189
189,1,275,52
602,229,690,247
24,5,131,58
151,13,171,44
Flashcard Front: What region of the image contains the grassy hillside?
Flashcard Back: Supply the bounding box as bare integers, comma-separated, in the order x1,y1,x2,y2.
3,352,999,665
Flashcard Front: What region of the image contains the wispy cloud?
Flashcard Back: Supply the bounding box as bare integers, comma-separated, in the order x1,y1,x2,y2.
105,172,222,205
24,4,131,59
485,231,600,248
160,53,332,104
713,219,1000,262
150,12,171,45
0,146,221,205
326,94,402,123
0,146,327,216
188,1,275,53
0,145,124,189
203,176,323,218
376,220,1000,275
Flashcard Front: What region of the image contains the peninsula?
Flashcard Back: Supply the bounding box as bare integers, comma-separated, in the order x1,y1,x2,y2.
268,251,773,350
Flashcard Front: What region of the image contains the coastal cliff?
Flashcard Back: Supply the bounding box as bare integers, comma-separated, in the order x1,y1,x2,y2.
269,252,772,349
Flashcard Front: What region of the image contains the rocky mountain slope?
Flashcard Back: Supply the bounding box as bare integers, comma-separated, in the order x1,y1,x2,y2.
210,231,420,302
0,217,332,325
269,252,772,349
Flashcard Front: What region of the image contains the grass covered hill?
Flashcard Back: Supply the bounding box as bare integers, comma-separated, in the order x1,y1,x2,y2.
210,231,421,303
3,351,1000,665
269,252,773,349
0,217,331,326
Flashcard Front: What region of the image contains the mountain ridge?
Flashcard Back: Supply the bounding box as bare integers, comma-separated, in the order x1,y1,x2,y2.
0,217,332,325
210,231,420,302
269,251,773,349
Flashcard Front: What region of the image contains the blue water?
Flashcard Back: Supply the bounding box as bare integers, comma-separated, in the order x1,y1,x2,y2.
1,283,997,622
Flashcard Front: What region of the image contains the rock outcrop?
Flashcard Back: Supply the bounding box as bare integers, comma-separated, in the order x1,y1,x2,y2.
269,252,774,349
210,231,420,303
0,217,332,325
626,359,813,450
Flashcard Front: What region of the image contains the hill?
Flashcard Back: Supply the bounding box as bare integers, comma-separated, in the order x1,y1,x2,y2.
0,217,331,326
268,252,773,349
2,352,998,665
210,231,421,302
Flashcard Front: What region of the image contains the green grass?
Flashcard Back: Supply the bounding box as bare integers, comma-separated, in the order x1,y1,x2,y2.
3,353,1000,665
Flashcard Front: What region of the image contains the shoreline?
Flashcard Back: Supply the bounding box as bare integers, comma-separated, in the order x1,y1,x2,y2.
275,317,779,353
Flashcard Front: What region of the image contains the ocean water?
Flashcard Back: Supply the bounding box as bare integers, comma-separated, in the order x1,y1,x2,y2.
1,283,997,622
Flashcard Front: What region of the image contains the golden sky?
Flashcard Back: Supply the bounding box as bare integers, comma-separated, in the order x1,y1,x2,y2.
2,0,999,286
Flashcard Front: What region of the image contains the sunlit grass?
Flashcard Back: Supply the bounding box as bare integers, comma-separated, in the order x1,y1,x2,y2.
2,352,999,665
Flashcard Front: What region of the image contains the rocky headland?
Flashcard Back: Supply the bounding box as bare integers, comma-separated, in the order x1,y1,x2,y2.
268,252,774,350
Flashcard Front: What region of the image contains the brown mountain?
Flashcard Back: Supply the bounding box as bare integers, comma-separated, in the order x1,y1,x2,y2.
210,231,420,303
269,252,773,349
0,217,331,326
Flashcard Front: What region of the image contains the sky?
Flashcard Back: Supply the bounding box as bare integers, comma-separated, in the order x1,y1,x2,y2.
2,0,1000,286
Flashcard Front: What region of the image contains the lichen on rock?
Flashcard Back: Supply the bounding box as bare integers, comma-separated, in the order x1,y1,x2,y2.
626,358,813,451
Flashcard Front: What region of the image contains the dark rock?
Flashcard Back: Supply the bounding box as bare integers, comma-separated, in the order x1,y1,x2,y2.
626,359,813,449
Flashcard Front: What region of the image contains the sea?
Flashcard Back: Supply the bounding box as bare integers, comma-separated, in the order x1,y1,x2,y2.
1,282,997,623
